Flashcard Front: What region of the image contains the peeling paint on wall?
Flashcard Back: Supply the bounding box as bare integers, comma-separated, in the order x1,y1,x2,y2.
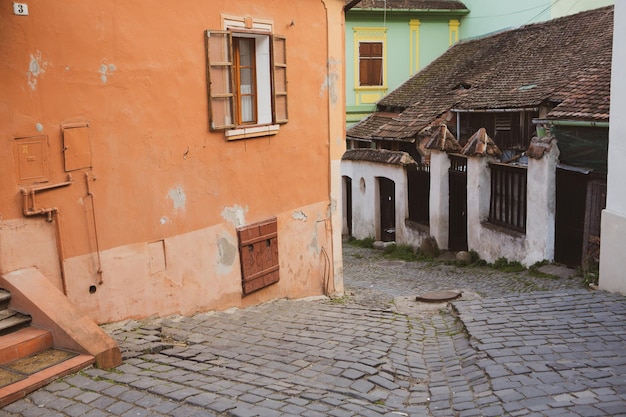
320,57,341,104
167,186,186,210
27,51,47,91
216,235,237,274
160,216,169,225
326,199,337,218
310,232,319,253
99,62,116,83
292,210,308,221
221,205,248,227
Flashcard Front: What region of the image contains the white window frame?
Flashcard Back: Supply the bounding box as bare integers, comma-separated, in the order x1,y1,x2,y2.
205,16,287,140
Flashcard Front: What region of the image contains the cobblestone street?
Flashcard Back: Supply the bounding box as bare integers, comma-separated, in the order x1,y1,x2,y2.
1,245,625,417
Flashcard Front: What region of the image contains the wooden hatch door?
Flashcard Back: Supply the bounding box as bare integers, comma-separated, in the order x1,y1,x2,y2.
237,218,279,296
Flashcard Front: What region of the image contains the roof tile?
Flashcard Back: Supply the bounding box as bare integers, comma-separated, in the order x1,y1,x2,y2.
347,6,613,142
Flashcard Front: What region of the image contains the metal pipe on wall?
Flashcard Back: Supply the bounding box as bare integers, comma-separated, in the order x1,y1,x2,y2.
19,175,73,295
85,172,103,285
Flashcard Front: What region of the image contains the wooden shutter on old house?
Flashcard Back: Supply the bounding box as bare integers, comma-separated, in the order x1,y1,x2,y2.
206,30,236,130
272,35,288,124
237,218,280,295
359,42,383,86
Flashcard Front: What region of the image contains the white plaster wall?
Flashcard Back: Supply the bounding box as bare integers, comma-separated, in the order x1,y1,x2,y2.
341,160,410,242
330,159,345,295
600,1,626,294
466,156,527,264
343,146,559,264
524,144,558,265
475,226,527,264
342,160,376,239
466,157,491,252
402,222,431,249
465,149,557,266
429,151,450,249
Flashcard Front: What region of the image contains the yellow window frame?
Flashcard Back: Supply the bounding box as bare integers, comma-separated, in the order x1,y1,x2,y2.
353,27,388,105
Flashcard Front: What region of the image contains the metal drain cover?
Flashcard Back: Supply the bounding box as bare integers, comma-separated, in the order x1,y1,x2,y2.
415,290,462,303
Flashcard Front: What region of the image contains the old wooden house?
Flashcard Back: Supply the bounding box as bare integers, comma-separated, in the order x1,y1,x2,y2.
343,5,612,268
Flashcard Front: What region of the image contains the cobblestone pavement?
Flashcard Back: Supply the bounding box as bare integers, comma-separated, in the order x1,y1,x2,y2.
1,245,625,417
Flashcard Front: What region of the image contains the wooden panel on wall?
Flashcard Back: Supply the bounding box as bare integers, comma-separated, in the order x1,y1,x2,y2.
237,218,279,296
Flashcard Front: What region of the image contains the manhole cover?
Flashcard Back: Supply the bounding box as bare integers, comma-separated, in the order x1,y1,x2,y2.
415,290,462,303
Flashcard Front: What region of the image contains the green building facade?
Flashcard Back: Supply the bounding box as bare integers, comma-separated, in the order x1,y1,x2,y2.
345,1,468,126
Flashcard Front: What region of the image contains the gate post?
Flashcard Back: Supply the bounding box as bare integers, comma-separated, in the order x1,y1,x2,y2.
526,135,560,264
466,156,494,252
429,150,450,249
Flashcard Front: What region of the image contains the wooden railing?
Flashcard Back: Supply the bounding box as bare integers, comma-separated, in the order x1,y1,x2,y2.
489,163,527,233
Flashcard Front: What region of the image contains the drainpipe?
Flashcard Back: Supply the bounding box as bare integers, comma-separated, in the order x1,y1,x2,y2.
532,119,610,128
85,172,103,285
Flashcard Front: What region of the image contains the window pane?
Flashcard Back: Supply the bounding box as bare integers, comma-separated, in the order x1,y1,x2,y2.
234,37,257,124
241,96,254,123
240,68,253,93
239,39,253,66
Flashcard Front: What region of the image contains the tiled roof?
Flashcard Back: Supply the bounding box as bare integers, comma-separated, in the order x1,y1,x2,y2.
342,149,417,166
547,67,611,121
347,113,399,141
347,6,613,142
348,0,467,10
425,124,461,152
461,128,502,158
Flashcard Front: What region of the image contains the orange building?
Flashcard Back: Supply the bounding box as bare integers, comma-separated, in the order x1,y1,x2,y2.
0,1,346,324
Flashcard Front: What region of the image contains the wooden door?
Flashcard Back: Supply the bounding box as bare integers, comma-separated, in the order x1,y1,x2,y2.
582,179,607,267
449,155,468,251
379,177,395,242
555,169,587,267
344,176,352,237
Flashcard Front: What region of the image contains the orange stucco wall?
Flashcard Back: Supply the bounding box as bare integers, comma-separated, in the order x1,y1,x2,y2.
0,0,346,322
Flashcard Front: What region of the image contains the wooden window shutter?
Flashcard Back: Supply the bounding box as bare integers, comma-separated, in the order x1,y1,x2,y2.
237,218,279,296
359,42,383,86
206,30,236,130
272,35,288,124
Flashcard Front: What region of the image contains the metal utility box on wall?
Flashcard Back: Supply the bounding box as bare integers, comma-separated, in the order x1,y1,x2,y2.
13,136,49,185
237,218,279,295
62,125,92,171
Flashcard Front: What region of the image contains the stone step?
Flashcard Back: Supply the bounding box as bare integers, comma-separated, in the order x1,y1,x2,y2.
0,290,10,311
0,351,95,407
0,288,96,407
0,327,53,366
0,310,32,337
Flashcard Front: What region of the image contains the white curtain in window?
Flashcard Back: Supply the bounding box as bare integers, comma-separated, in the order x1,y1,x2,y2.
241,96,254,122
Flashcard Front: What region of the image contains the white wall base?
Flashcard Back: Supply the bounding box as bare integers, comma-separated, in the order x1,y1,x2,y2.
599,209,626,295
